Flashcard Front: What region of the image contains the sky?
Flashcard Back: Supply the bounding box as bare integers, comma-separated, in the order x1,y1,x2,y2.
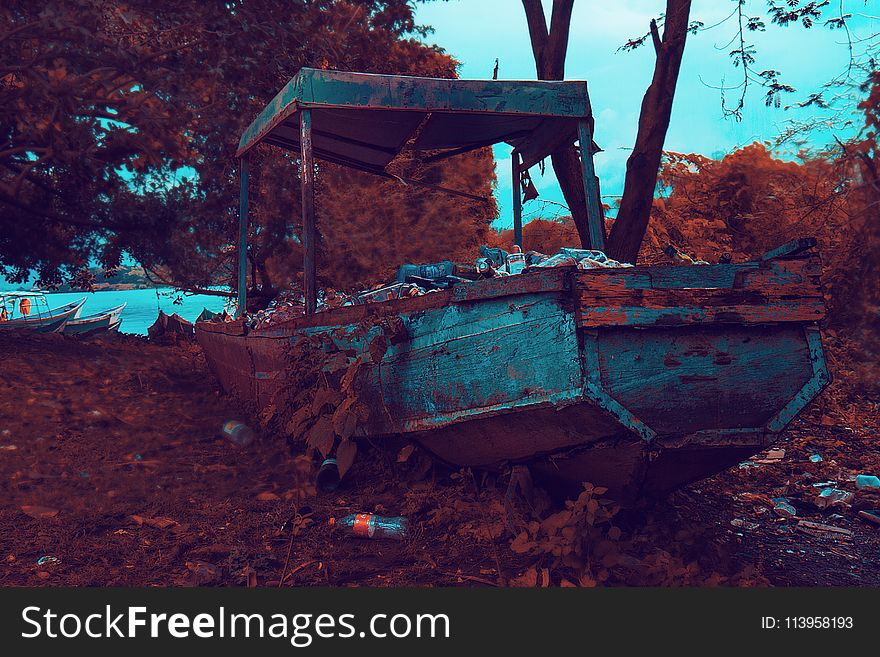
414,0,880,229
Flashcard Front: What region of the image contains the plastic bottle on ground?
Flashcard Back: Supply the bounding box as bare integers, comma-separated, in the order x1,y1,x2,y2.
329,513,409,540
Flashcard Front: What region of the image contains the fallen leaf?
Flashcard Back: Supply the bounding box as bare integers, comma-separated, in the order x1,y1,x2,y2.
131,515,177,530
243,566,257,588
336,438,357,478
190,544,232,559
185,560,222,585
306,416,335,457
510,566,538,588
20,505,58,520
397,444,415,463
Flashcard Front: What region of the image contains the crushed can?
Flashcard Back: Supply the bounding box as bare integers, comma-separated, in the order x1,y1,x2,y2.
222,420,255,447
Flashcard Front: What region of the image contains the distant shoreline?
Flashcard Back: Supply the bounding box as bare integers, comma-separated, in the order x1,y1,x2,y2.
52,282,156,292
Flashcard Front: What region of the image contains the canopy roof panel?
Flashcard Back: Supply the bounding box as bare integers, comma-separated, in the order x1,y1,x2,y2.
236,68,593,173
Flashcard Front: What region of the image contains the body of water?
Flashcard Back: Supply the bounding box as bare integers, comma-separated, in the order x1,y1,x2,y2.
39,288,230,335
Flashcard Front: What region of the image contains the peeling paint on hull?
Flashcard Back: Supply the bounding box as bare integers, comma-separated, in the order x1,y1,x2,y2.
197,255,829,501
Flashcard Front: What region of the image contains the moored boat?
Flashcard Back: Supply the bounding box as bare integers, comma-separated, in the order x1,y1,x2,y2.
0,292,86,333
62,303,126,336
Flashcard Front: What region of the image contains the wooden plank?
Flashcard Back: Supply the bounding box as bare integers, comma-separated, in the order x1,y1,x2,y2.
359,293,583,430
300,108,317,315
451,267,567,303
580,296,825,327
761,237,817,261
512,151,523,248
597,325,813,435
578,258,825,327
578,120,605,251
578,257,822,290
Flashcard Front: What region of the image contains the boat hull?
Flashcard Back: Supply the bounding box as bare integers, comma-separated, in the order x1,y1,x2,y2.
0,298,85,333
63,304,126,336
197,255,829,501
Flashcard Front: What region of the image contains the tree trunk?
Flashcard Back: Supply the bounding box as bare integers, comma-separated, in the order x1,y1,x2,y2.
605,0,691,263
522,0,602,248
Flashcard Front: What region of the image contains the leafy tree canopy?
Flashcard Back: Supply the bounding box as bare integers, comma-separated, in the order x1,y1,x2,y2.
0,0,497,297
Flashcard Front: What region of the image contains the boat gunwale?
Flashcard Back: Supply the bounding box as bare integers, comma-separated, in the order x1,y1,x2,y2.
196,255,823,339
65,303,127,326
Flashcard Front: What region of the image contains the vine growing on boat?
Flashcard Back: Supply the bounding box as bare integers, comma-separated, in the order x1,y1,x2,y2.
260,316,407,476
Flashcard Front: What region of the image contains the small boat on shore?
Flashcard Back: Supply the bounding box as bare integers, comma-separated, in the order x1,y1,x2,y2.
197,69,830,503
0,292,85,333
148,310,194,341
62,303,126,336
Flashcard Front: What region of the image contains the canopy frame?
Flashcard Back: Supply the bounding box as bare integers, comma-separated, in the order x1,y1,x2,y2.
234,68,605,317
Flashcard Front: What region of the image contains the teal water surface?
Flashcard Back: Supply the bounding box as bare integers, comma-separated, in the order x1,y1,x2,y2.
40,288,229,335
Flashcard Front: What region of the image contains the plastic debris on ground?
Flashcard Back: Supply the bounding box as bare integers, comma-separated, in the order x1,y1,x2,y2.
247,244,635,329
329,513,408,541
221,420,255,447
815,488,854,510
796,520,854,539
855,474,880,490
731,518,760,531
772,500,798,518
37,556,61,566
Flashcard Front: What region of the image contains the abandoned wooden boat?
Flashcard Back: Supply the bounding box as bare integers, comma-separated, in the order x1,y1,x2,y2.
0,292,86,333
196,69,829,501
63,303,126,336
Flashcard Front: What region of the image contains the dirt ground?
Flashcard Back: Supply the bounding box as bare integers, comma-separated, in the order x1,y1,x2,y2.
1,331,878,587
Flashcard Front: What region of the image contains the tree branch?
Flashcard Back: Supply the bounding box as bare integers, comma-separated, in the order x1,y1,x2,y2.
521,0,550,76
546,0,574,78
650,18,662,54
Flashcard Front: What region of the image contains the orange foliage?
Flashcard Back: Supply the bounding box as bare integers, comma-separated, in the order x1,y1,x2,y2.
490,217,581,255
260,147,497,292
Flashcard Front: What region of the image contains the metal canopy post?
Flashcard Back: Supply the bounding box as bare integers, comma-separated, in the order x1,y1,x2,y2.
577,120,605,252
236,156,249,318
300,109,317,315
512,151,523,249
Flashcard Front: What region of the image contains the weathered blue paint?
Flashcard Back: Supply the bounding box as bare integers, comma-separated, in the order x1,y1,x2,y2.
237,68,593,157
197,244,829,500
577,120,605,251
592,260,812,290
598,325,814,436
300,108,317,314
300,293,584,434
767,326,831,432
581,329,656,442
761,237,817,261
579,256,824,327
512,151,523,249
